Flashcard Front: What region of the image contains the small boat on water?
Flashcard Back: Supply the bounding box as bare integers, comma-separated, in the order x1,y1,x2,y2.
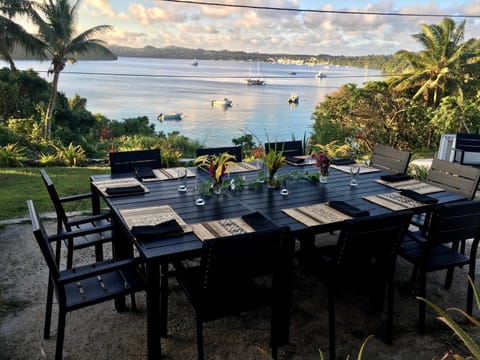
288,93,299,104
316,72,327,79
191,59,198,66
158,112,183,121
246,78,266,85
212,97,233,107
288,71,297,75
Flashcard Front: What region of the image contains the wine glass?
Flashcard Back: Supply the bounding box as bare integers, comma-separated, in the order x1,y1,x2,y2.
177,167,187,192
350,165,360,186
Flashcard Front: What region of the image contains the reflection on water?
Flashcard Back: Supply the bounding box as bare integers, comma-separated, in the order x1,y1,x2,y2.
15,58,382,147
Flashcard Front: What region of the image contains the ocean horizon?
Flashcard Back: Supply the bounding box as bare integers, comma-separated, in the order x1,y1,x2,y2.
15,57,382,147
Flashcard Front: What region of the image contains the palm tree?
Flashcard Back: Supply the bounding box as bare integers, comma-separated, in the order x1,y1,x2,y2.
30,0,113,139
389,18,471,108
0,0,44,70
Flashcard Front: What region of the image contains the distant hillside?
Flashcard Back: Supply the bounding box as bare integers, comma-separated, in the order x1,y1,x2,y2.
109,45,390,69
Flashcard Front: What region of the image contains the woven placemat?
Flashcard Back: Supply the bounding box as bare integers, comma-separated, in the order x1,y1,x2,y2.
226,162,261,173
363,192,423,211
191,217,255,241
140,167,196,182
375,179,443,194
119,205,191,232
282,203,351,227
330,164,380,174
92,177,148,197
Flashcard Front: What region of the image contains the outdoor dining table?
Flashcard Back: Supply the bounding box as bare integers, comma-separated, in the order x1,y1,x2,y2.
90,162,465,359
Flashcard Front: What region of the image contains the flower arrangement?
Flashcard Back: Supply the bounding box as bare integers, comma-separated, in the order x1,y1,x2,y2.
263,143,286,187
311,141,352,178
194,152,236,192
311,151,331,176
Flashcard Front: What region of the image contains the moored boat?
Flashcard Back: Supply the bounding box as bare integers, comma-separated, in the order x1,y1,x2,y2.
158,112,183,121
212,97,233,107
246,78,266,85
316,72,327,78
288,93,299,104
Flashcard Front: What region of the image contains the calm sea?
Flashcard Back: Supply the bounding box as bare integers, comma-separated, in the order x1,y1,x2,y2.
15,57,382,147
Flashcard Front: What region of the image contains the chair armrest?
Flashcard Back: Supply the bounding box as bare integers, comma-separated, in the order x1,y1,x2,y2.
66,212,111,227
59,192,93,203
58,258,144,285
48,223,114,243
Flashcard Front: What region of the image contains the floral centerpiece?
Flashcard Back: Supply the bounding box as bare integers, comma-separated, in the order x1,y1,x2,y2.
263,143,286,188
194,152,236,194
311,141,352,183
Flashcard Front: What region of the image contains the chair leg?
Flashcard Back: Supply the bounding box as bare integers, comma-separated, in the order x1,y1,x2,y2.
55,305,67,360
44,276,54,339
418,271,427,333
444,267,454,289
160,264,169,336
130,294,137,312
386,279,394,344
328,286,336,360
196,319,205,360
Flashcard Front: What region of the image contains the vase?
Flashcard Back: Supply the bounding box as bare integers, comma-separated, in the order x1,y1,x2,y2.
212,182,223,195
267,175,276,188
320,173,328,184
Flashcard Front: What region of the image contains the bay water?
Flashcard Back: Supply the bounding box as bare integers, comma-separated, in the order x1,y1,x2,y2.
15,57,382,147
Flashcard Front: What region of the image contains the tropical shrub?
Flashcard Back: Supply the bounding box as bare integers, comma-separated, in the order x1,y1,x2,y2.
0,143,27,167
54,142,87,167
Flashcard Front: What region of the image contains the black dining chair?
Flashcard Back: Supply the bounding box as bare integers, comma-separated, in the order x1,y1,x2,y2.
308,211,413,360
172,226,294,360
400,200,480,333
195,146,243,162
109,149,162,174
40,168,112,269
370,144,411,174
264,140,304,156
28,200,145,360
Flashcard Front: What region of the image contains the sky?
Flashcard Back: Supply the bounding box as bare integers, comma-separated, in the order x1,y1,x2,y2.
23,0,480,56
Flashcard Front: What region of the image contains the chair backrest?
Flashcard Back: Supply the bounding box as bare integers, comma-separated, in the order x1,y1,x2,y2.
334,211,413,279
426,159,480,200
370,144,411,174
199,227,293,292
427,200,480,246
28,200,60,279
264,141,303,156
40,168,69,233
109,149,162,174
196,146,243,162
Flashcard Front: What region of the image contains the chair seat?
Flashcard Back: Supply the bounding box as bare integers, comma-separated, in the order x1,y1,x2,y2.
400,243,470,272
68,222,112,250
64,264,144,311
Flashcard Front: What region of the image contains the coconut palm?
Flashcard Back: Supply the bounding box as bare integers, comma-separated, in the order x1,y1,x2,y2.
389,18,471,108
0,0,44,70
29,0,113,139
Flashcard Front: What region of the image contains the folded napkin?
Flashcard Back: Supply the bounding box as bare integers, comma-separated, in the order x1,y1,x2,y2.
285,156,304,164
400,189,438,204
242,211,277,230
328,201,370,217
131,219,184,240
105,185,145,196
135,166,156,180
380,173,412,182
331,158,356,165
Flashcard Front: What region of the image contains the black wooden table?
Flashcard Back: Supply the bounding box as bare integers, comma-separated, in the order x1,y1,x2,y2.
91,163,465,359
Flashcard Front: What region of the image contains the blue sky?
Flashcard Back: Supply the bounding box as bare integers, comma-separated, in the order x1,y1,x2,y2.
26,1,480,55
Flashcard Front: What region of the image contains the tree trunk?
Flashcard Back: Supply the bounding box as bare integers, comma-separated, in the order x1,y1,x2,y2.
44,70,60,139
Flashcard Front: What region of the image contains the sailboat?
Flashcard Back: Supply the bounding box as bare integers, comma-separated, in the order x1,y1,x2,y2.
246,61,266,85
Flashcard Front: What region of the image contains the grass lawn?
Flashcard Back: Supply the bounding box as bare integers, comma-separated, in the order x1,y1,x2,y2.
0,167,110,221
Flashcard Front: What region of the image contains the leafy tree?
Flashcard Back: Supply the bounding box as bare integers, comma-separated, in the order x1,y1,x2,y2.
388,18,476,108
0,0,45,70
29,0,113,139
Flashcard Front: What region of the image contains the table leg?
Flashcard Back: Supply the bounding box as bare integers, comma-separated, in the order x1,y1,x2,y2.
90,182,101,215
160,264,169,336
146,263,162,359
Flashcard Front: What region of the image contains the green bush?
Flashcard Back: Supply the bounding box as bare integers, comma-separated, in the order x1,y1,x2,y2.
0,143,27,167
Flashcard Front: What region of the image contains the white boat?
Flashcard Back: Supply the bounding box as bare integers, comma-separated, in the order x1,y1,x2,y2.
158,112,182,121
246,61,266,85
212,97,233,107
191,59,198,66
316,72,327,78
288,93,299,104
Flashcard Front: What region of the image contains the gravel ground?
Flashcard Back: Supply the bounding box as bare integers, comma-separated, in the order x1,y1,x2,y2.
1,220,479,360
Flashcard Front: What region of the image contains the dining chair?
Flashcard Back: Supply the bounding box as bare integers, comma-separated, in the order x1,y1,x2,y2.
109,149,162,174
40,168,112,269
370,144,412,174
309,211,413,360
400,200,480,333
264,140,304,156
172,226,294,360
195,145,243,162
28,200,145,360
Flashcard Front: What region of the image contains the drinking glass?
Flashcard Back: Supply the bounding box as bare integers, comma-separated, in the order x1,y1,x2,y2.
280,177,289,196
193,185,205,206
350,165,360,186
177,167,187,192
